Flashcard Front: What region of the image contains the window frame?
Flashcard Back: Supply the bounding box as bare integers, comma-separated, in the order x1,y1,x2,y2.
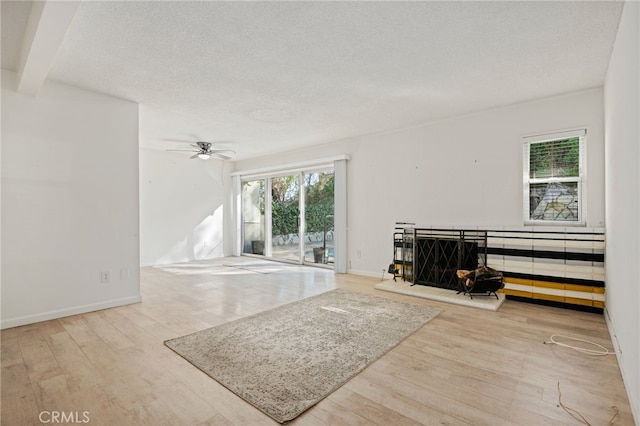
522,129,587,226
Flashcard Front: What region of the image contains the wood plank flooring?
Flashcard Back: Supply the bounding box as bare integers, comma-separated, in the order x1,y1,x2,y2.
1,257,634,425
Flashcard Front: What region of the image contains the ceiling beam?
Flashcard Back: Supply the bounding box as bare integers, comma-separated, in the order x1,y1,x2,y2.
17,0,82,95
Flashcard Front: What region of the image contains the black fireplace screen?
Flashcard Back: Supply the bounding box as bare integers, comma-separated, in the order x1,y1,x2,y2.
413,229,487,290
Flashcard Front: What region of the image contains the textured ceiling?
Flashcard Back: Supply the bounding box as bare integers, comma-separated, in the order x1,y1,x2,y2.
1,1,624,160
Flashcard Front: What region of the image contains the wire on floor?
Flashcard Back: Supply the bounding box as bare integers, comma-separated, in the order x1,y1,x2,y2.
544,334,615,356
557,382,591,425
557,382,620,425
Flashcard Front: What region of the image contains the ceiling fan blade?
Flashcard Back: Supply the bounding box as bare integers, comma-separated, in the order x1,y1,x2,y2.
190,153,201,159
212,152,233,160
210,149,236,155
167,149,197,152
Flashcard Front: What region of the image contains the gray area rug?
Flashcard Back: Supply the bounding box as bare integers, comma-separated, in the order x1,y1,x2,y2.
164,288,440,423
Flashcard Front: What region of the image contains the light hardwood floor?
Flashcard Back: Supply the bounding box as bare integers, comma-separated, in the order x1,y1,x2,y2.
1,257,634,425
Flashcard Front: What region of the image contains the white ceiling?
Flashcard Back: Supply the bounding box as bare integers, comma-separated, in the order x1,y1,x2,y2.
1,1,624,160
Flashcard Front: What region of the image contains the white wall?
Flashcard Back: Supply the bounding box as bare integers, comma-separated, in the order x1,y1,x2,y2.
604,1,640,422
139,148,232,266
234,88,605,276
1,71,140,329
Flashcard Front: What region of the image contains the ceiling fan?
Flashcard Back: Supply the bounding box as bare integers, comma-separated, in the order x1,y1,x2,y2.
167,141,235,160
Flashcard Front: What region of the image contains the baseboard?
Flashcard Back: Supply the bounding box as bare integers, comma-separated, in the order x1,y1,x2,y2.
348,268,390,279
0,295,142,330
604,308,639,425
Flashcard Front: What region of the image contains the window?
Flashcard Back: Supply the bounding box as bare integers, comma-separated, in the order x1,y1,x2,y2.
523,129,586,225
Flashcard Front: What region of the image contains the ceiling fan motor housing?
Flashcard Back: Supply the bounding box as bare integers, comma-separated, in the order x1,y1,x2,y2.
196,142,212,151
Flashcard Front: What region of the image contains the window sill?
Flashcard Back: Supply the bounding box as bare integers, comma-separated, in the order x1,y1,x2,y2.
524,220,586,227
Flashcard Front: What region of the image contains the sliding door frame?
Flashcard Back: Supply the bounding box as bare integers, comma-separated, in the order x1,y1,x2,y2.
232,155,349,273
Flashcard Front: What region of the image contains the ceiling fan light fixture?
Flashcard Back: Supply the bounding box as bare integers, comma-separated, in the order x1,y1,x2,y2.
197,153,211,160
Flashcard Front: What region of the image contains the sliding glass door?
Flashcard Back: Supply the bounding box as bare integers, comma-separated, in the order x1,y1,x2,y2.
241,168,334,267
241,179,265,255
271,174,300,263
303,170,334,265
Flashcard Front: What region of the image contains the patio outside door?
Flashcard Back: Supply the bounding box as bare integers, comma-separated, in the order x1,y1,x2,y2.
244,169,334,266
241,179,265,255
270,174,301,263
303,170,334,266
237,156,347,272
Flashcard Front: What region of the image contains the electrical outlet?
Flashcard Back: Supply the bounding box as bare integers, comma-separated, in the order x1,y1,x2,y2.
101,271,111,283
356,249,362,258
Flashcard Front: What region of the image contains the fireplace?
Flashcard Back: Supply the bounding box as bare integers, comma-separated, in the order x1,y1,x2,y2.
412,229,487,290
